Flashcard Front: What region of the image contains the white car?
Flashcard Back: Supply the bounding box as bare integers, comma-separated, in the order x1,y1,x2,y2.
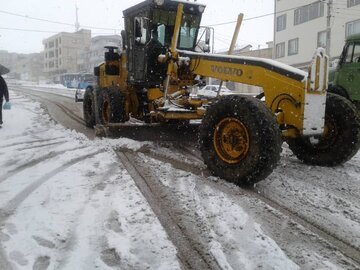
197,85,232,98
75,81,95,102
75,87,86,102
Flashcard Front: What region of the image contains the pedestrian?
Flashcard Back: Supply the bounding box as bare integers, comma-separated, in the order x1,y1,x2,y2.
0,75,10,127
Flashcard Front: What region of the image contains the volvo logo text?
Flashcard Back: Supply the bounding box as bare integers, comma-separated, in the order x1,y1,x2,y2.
211,65,243,77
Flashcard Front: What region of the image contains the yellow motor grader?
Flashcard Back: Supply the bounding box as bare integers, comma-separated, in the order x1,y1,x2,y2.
83,0,360,185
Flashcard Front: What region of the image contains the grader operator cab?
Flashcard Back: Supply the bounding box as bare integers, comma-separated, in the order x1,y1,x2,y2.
83,0,360,185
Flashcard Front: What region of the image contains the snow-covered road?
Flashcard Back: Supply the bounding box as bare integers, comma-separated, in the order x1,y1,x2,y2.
0,88,359,270
0,92,180,270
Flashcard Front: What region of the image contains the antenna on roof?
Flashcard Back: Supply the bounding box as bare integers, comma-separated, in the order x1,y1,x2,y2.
75,4,80,31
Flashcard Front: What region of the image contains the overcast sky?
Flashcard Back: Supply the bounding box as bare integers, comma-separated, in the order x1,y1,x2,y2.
0,0,274,54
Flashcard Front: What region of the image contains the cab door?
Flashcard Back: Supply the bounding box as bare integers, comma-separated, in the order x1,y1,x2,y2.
337,42,360,101
132,17,148,83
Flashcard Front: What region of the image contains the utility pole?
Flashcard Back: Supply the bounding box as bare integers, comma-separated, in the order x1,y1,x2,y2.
326,0,333,57
75,4,80,32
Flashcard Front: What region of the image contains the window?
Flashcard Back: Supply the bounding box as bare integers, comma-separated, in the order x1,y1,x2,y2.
152,9,200,50
346,19,360,37
317,31,327,48
288,38,299,55
276,42,285,58
348,0,360,8
294,2,324,25
342,43,360,64
276,14,287,32
344,43,354,63
354,43,360,62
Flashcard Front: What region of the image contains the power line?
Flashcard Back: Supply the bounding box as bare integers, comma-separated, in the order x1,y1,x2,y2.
0,27,58,34
0,27,116,35
0,9,118,31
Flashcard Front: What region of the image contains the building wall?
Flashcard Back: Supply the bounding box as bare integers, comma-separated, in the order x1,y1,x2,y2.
12,53,44,81
43,29,91,78
0,51,44,81
88,35,122,73
274,0,360,69
0,51,18,72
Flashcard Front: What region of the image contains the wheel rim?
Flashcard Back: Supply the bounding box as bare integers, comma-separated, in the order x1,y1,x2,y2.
213,117,250,164
102,99,110,124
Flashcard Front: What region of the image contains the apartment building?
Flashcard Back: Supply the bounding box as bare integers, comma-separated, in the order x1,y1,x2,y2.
274,0,360,69
78,35,122,73
0,50,44,81
43,29,91,78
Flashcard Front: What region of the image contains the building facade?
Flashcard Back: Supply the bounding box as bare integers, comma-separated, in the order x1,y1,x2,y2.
0,50,44,81
43,29,91,79
78,35,122,73
274,0,360,69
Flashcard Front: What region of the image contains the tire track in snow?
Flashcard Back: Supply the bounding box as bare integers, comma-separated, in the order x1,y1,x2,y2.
17,140,68,151
115,150,222,270
0,146,87,184
0,150,106,269
2,130,49,141
134,142,208,177
14,87,85,126
131,144,360,268
0,137,66,149
0,150,105,218
55,163,120,269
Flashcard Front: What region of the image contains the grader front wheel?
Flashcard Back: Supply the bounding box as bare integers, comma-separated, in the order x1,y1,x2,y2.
97,88,127,125
199,95,282,186
83,86,95,128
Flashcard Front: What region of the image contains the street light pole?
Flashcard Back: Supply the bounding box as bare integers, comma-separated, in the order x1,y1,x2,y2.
326,0,333,57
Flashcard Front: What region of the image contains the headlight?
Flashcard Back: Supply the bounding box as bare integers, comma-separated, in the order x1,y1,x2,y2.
198,5,205,13
154,0,165,6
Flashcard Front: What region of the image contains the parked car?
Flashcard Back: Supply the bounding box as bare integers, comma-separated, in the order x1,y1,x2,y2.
197,84,232,98
75,81,95,102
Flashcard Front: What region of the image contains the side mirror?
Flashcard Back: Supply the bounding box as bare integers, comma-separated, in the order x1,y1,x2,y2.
203,44,210,53
205,27,211,46
134,17,147,45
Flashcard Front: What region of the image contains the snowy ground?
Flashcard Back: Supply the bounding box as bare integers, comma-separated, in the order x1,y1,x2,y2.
0,89,359,270
0,92,180,270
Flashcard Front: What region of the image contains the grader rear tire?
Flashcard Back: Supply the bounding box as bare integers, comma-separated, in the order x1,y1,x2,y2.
83,86,95,128
287,93,360,166
199,95,282,186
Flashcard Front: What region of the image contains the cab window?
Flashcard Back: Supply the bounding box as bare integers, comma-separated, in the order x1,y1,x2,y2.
344,43,354,63
353,43,360,62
